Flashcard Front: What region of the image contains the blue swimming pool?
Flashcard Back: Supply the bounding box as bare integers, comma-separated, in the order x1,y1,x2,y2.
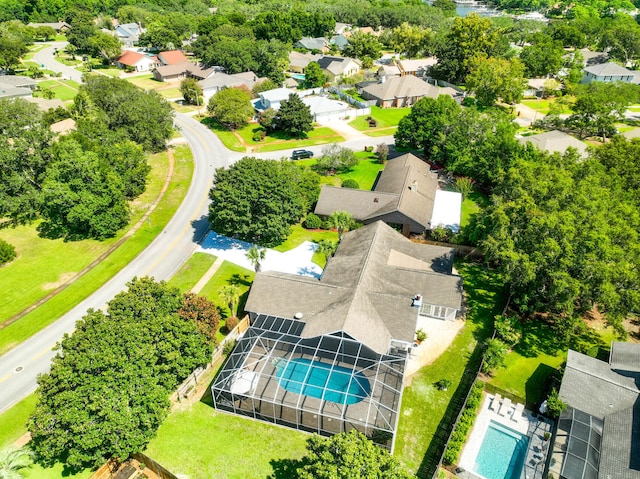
290,73,305,80
473,421,528,479
276,358,370,404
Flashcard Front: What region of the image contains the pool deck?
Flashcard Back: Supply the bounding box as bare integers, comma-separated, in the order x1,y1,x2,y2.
458,393,553,479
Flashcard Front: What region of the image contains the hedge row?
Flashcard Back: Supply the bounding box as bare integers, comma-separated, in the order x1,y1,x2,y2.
443,380,485,466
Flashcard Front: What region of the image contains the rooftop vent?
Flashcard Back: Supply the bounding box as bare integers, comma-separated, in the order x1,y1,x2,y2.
373,197,379,203
293,312,303,320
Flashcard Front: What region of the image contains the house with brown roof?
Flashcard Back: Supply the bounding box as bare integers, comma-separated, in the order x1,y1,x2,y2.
397,58,437,77
315,153,461,235
361,75,458,108
199,71,267,102
157,50,188,66
152,62,215,82
211,220,463,452
288,51,322,74
115,50,157,72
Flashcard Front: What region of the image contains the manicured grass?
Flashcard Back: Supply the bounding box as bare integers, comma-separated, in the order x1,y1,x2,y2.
168,253,217,292
0,145,194,355
125,74,181,98
460,191,489,228
145,378,308,479
521,97,572,115
394,262,505,477
349,106,410,136
203,118,344,153
273,224,338,253
297,152,385,191
199,261,255,322
36,79,79,101
0,395,36,448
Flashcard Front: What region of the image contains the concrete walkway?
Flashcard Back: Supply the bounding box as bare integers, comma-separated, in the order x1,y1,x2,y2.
317,117,369,141
191,256,224,294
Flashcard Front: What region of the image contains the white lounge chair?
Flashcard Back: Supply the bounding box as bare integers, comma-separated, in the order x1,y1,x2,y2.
511,402,525,422
498,397,512,416
489,393,501,412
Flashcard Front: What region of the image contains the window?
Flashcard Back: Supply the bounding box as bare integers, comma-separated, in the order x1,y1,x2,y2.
419,303,448,319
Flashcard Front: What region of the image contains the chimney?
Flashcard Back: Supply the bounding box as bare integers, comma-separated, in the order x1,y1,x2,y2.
408,180,418,192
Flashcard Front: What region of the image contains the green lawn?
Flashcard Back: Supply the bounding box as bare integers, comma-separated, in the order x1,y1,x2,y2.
145,370,309,479
297,152,385,191
203,118,344,153
0,395,36,448
460,191,489,228
521,97,572,115
124,74,181,98
349,106,410,136
168,253,217,292
394,262,505,477
273,224,338,253
36,79,80,101
0,145,194,355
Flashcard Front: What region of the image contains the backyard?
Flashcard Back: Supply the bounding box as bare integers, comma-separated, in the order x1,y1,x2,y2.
349,106,411,137
34,78,80,101
297,151,385,190
125,73,182,99
202,118,345,153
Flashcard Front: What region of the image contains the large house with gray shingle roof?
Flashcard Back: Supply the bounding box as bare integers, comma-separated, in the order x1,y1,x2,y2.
361,75,458,108
315,153,461,235
518,130,588,158
211,220,463,451
549,342,640,479
582,62,638,84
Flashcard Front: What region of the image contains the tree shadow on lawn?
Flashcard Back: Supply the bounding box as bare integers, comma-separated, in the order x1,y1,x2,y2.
514,319,565,359
267,458,304,479
525,363,561,409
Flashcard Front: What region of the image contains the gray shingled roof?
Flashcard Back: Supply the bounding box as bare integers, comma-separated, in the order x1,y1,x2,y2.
518,130,588,158
244,221,462,354
558,345,640,479
584,61,635,77
314,153,438,232
362,75,454,101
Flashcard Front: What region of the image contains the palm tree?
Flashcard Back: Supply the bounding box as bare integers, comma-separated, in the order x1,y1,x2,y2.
0,447,33,479
218,284,241,319
246,245,266,272
329,210,353,241
315,240,337,266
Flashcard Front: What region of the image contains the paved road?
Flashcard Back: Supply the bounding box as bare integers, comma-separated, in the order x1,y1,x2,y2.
34,42,84,83
0,112,230,413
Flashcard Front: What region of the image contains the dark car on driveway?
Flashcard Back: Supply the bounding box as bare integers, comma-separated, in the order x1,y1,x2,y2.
291,149,314,160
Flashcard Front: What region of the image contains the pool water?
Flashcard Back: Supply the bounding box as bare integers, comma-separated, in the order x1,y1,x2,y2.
276,358,370,404
290,73,305,80
474,421,528,479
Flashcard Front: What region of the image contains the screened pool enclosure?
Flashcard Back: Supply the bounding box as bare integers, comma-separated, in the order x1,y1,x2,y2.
211,314,407,451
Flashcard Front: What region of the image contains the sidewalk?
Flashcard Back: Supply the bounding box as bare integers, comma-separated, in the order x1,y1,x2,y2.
316,117,369,141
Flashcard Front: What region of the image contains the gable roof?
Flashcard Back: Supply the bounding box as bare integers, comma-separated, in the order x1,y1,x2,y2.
557,344,640,479
295,37,328,51
117,50,155,66
584,61,635,77
244,221,462,354
158,50,188,65
154,62,214,80
317,56,360,75
362,75,455,101
397,58,437,74
315,153,439,233
288,51,322,69
0,75,37,88
518,130,588,157
115,23,142,38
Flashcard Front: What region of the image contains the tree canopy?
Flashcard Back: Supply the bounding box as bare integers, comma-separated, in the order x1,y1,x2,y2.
208,157,320,247
207,87,254,129
272,94,314,138
28,277,213,470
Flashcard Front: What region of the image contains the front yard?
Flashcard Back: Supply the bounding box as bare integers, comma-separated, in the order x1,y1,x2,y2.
297,151,385,190
349,106,411,137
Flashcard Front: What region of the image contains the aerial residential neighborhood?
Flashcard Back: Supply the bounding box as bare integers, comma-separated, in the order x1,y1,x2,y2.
0,0,640,479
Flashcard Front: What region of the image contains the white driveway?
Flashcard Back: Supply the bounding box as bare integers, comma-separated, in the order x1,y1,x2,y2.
197,232,323,278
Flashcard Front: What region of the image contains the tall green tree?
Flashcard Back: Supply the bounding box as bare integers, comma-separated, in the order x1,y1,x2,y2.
273,94,314,138
296,430,412,479
180,77,203,106
328,210,353,241
28,277,211,470
303,61,327,88
207,87,254,129
208,157,320,247
246,245,266,272
88,31,122,63
465,56,527,106
219,284,241,318
342,31,383,61
519,33,565,77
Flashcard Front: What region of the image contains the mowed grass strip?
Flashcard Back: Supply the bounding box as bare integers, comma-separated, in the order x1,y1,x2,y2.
349,106,410,136
0,145,194,355
297,152,384,190
168,253,217,292
394,262,505,475
36,79,79,101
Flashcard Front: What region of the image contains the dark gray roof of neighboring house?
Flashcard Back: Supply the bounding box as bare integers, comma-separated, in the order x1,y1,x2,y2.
317,56,359,76
314,153,438,231
578,48,608,66
295,37,328,51
155,62,214,80
362,75,456,101
0,75,37,88
0,86,32,98
244,221,462,354
584,61,635,77
558,345,640,479
288,51,322,69
199,72,246,90
518,130,588,157
610,341,640,373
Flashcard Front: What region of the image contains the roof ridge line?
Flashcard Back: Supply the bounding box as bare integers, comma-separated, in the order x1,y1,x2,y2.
568,363,639,394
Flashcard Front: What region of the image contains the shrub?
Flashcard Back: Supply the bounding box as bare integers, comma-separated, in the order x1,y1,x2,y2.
223,339,237,356
494,315,522,346
225,316,239,332
430,226,452,242
416,328,428,342
435,379,452,391
252,130,266,142
375,143,389,164
545,388,566,418
454,177,474,199
482,338,508,375
443,381,485,465
341,178,359,189
304,213,323,229
0,239,16,266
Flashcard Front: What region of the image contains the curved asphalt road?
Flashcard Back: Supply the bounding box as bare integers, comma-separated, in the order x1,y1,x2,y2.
0,107,230,412
0,44,395,413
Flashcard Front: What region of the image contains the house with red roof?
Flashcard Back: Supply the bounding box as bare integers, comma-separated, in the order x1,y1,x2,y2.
115,50,158,72
157,50,188,66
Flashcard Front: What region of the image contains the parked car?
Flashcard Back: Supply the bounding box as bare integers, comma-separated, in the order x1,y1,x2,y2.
291,149,314,160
